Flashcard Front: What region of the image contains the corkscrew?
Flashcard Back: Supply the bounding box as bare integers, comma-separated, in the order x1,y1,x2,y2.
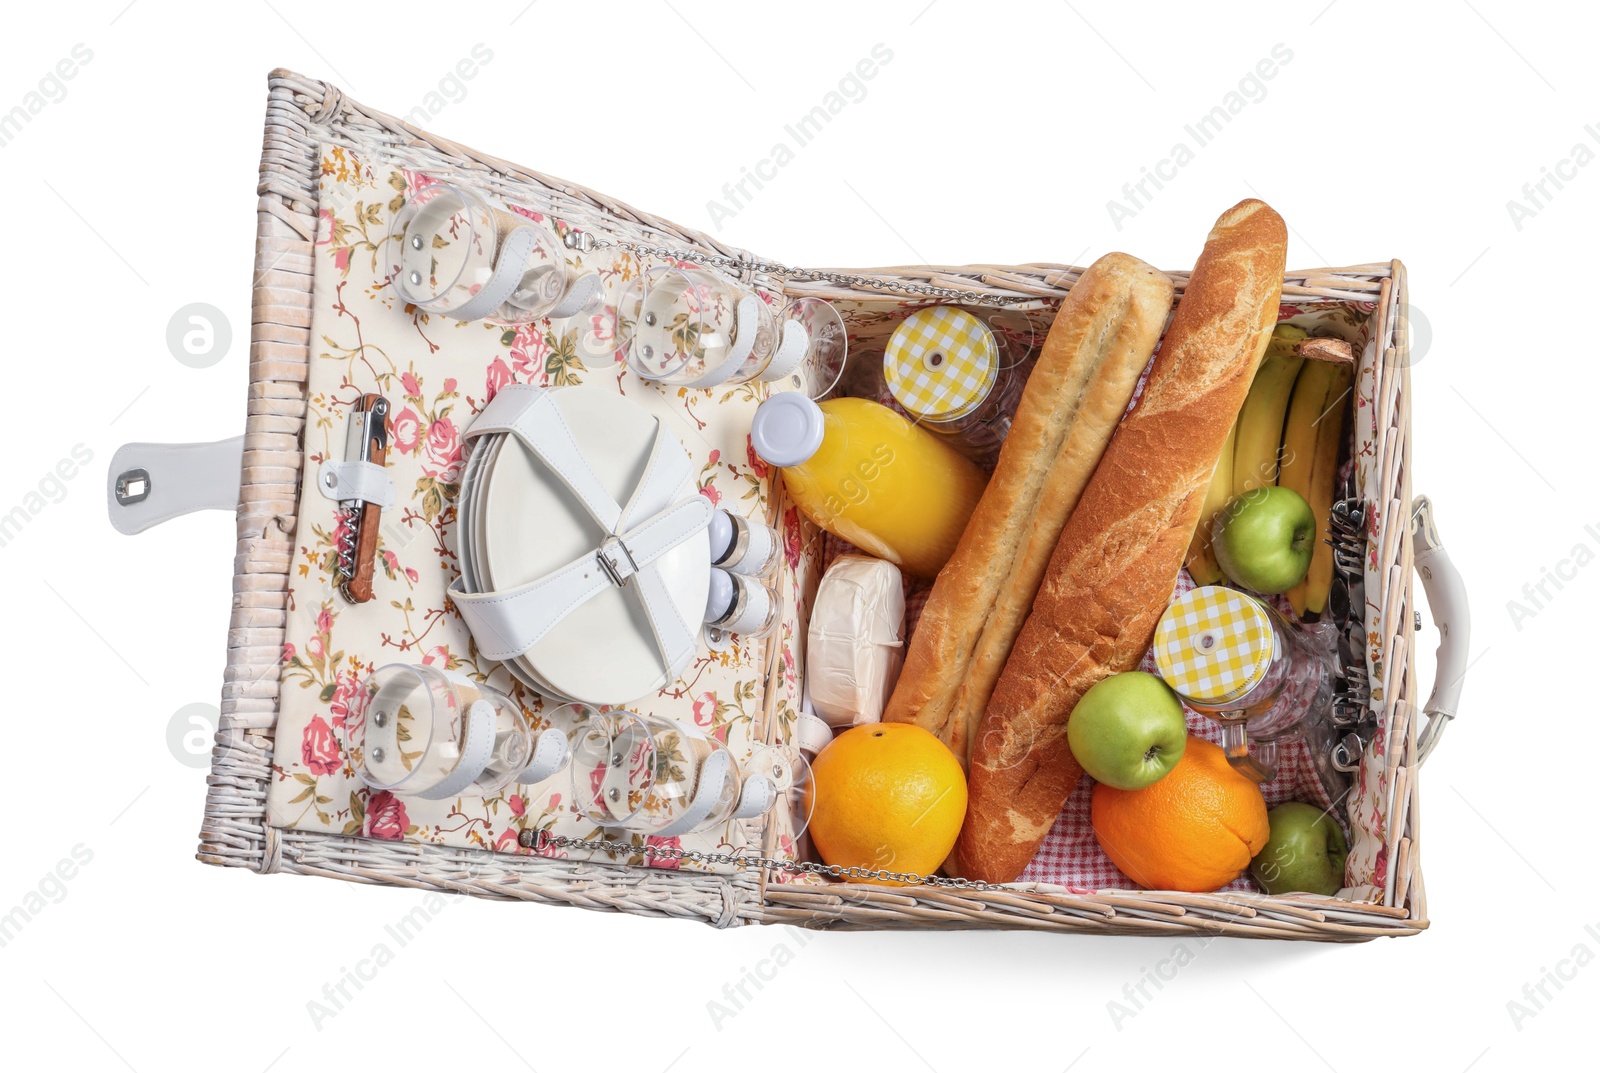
328,393,390,603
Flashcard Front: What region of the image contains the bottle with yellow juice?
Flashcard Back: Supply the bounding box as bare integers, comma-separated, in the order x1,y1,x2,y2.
750,394,986,579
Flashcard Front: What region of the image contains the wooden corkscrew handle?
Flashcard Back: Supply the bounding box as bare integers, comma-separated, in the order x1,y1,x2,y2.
342,393,389,604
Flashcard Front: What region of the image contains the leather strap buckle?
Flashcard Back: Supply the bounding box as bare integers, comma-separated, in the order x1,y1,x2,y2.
597,535,639,587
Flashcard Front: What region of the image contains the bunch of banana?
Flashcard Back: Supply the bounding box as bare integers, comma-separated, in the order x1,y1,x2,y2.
1184,422,1234,585
1279,356,1353,617
1184,323,1351,617
1185,325,1305,585
1231,324,1306,497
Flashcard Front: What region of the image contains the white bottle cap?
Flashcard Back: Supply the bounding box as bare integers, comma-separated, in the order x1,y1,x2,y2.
750,393,824,467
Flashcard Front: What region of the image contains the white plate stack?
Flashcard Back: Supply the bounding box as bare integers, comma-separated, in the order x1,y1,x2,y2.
454,386,712,705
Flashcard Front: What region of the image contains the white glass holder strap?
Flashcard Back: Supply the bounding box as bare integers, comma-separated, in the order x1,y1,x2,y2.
682,294,763,389
412,699,499,801
451,225,541,322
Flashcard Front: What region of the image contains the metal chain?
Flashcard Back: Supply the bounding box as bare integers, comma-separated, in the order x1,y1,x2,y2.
569,231,1033,308
521,830,1005,892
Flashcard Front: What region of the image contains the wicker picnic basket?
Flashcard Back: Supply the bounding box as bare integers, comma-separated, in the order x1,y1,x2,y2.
199,69,1440,941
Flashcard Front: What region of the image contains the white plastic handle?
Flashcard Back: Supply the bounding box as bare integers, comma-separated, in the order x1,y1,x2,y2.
107,436,244,535
1412,495,1469,766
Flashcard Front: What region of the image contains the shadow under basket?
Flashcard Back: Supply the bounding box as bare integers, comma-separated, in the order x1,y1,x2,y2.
200,69,1437,942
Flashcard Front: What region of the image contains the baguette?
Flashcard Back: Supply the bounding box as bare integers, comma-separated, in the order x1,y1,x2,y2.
956,199,1288,883
882,253,1173,767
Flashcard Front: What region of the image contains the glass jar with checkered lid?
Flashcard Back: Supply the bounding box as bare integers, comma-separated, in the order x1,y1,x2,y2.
881,306,1030,464
1152,584,1336,783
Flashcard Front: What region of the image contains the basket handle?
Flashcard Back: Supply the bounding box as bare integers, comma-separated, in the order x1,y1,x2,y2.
1411,495,1469,766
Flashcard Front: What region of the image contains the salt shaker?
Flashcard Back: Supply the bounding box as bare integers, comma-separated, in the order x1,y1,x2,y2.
707,508,779,582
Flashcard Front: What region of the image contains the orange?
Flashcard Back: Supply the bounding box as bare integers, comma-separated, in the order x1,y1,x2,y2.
805,723,967,883
1090,735,1269,893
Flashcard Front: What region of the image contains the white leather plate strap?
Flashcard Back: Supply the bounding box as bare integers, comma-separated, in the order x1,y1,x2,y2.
450,385,711,675
107,436,245,535
452,226,539,322
612,408,701,673
468,386,621,528
316,459,397,508
414,699,497,800
451,496,711,660
615,408,696,532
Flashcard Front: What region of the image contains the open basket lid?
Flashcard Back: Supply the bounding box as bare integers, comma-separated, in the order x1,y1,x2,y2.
452,384,711,704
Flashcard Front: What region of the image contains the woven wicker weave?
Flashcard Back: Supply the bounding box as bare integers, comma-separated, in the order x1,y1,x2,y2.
199,69,1425,941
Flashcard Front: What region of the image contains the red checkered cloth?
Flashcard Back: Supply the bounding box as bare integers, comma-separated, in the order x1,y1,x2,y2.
815,542,1339,893
1020,570,1337,892
813,317,1346,892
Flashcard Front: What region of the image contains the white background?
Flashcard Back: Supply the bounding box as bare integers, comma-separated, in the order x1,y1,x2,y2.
0,1,1591,1070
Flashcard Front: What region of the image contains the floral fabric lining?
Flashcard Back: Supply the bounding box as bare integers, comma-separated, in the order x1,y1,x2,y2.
264,147,815,873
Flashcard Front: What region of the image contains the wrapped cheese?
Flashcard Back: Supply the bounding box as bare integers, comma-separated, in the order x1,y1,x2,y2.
806,555,906,728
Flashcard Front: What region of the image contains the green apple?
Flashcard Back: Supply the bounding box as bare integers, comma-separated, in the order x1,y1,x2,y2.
1211,486,1315,594
1250,801,1349,896
1067,672,1188,790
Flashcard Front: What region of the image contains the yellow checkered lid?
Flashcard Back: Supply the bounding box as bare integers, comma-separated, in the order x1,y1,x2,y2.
1153,586,1278,705
883,307,998,422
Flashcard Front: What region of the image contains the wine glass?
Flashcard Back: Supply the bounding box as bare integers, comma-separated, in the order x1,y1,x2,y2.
391,181,593,323
614,267,773,385
746,742,815,842
563,708,816,844
775,296,848,400
614,267,848,397
567,710,747,837
347,663,532,800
